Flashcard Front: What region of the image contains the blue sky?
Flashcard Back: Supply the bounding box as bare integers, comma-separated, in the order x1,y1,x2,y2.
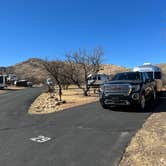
0,0,166,67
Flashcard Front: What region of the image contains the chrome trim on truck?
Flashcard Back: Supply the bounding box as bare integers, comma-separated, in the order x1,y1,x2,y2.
104,84,132,96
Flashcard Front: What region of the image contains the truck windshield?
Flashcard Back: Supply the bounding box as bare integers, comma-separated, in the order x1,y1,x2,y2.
112,72,141,81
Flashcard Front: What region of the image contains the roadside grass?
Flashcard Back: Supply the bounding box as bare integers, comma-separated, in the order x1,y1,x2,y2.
28,86,99,115
6,86,25,90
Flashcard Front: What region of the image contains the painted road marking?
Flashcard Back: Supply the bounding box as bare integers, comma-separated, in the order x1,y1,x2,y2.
30,135,51,143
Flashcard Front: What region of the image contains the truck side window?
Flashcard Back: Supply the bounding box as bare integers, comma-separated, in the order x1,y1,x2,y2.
142,73,146,82
146,72,153,81
144,72,150,81
154,72,161,79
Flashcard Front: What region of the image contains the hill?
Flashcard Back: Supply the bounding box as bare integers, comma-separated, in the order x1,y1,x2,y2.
0,58,48,84
0,59,129,83
100,64,129,75
0,59,165,85
157,63,166,85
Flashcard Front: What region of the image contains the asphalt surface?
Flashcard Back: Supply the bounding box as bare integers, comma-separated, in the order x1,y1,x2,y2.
1,88,165,166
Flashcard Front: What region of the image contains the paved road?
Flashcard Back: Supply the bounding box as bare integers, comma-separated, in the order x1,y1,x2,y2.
0,88,165,166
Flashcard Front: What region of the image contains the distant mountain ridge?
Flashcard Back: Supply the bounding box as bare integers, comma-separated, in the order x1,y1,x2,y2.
0,58,166,84
0,58,47,83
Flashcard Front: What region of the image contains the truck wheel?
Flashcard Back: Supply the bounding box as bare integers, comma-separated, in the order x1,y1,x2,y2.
140,95,146,110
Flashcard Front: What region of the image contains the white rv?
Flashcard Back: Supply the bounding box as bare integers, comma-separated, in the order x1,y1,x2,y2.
87,74,109,87
7,74,17,84
133,63,163,92
0,75,7,89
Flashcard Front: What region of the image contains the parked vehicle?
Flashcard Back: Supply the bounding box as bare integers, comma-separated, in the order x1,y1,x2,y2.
99,71,156,110
27,81,33,87
87,73,109,87
7,74,17,85
133,63,163,92
0,75,7,89
46,78,54,86
14,80,33,87
15,80,28,87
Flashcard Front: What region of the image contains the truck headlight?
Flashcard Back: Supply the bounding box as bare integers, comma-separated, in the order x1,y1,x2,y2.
132,85,140,92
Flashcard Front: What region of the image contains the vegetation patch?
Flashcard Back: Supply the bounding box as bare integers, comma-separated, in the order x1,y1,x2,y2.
0,86,25,94
28,87,98,115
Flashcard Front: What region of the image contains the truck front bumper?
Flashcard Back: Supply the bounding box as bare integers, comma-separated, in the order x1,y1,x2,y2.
100,92,141,106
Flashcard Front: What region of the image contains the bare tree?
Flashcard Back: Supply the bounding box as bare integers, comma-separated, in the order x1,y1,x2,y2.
66,47,104,96
42,60,64,101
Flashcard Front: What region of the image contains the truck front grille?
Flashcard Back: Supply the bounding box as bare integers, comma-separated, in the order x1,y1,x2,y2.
104,84,131,96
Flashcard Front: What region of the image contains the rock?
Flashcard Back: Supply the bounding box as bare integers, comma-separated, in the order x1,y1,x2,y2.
35,106,40,109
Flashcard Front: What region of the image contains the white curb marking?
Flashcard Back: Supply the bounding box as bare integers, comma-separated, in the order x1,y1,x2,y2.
30,135,51,143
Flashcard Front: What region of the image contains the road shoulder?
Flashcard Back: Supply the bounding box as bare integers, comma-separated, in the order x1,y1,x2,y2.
119,100,166,166
28,88,98,115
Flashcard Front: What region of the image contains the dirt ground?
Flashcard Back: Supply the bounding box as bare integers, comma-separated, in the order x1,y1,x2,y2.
0,89,7,94
119,110,166,166
0,86,25,94
28,87,98,115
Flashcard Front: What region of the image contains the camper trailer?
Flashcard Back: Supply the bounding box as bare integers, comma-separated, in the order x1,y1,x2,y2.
133,63,163,92
0,75,7,89
87,74,109,87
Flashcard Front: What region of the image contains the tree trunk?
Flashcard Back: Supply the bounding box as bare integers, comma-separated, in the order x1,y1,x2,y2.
83,78,90,96
58,84,62,101
84,89,88,96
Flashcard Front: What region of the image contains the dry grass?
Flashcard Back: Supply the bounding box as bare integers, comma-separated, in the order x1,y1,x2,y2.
6,86,25,90
100,64,128,75
28,87,98,115
0,90,7,94
0,86,25,94
119,112,166,166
